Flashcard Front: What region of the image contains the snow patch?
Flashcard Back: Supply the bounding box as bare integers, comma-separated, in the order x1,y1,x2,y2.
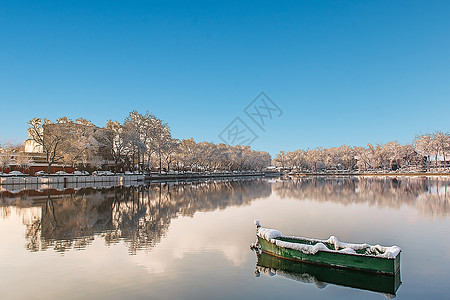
339,247,357,254
274,240,329,255
257,227,282,241
326,235,370,251
257,226,401,258
367,245,402,259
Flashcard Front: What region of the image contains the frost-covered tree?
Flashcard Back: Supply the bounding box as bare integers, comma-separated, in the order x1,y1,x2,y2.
274,138,435,173
123,111,147,171
151,119,172,173
434,131,450,169
415,133,436,170
24,112,271,174
0,151,12,173
27,118,73,173
104,120,131,171
121,110,173,172
172,139,270,172
63,118,100,169
86,156,105,170
15,152,33,172
161,138,180,171
177,138,199,171
274,151,288,169
355,146,372,171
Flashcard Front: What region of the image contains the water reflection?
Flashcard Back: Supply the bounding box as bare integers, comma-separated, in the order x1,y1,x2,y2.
1,176,449,256
0,178,271,254
255,252,401,297
1,176,450,299
274,177,450,218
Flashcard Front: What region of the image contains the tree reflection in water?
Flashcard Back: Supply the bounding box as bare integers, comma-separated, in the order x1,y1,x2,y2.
274,176,450,217
1,178,271,254
1,176,449,254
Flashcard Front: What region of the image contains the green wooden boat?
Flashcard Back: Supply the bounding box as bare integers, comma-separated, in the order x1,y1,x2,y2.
256,252,401,296
253,220,401,275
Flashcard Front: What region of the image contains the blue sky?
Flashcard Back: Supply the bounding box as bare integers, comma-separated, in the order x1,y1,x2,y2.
1,0,449,155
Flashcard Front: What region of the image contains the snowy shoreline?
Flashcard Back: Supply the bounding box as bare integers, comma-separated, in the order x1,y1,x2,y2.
0,172,270,187
0,174,145,186
287,172,450,177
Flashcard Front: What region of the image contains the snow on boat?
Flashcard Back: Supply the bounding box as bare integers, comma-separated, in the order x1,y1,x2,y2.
253,220,401,275
255,252,401,297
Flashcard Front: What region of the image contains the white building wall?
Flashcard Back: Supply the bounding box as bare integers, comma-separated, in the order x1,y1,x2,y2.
24,139,43,153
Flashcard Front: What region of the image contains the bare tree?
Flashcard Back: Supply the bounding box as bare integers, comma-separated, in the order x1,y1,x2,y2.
151,120,172,173
274,151,288,169
104,120,131,172
415,134,435,170
15,152,33,173
27,118,72,173
161,139,180,171
0,151,12,173
434,131,450,169
63,119,100,169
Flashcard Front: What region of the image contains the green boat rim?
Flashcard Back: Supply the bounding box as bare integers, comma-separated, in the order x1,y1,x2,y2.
254,220,401,260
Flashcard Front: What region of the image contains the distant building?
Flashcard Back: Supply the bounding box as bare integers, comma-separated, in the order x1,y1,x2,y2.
21,122,114,173
24,139,43,153
24,126,44,153
427,154,450,167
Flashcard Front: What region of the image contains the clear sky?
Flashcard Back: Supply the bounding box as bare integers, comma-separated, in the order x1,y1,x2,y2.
1,0,449,155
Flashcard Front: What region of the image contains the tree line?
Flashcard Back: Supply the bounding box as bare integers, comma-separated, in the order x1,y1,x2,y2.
2,112,448,174
274,131,450,172
20,111,271,173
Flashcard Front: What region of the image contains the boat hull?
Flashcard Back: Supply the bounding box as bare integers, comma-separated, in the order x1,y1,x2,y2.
258,236,400,275
256,252,401,296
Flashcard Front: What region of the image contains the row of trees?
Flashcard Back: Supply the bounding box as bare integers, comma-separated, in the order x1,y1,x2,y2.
274,131,450,172
173,139,271,172
24,111,271,173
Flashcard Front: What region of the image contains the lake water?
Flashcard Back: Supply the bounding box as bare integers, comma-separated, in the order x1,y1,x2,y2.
1,176,449,299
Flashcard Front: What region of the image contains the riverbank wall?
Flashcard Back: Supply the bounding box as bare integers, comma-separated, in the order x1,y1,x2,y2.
0,172,273,192
0,174,145,189
144,172,267,181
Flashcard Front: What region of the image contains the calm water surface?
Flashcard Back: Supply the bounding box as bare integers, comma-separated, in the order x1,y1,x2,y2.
1,177,449,299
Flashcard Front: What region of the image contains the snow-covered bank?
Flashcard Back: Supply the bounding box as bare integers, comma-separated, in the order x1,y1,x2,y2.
144,171,266,181
286,171,450,177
